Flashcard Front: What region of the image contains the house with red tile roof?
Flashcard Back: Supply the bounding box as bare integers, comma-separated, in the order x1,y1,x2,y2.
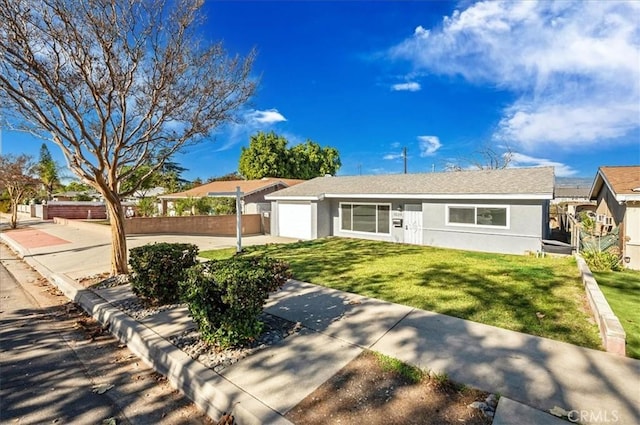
159,177,304,215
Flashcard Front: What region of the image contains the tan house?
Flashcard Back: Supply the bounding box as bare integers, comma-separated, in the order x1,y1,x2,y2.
159,177,304,215
589,166,640,270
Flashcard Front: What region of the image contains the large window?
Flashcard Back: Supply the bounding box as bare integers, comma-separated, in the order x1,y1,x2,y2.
340,203,390,234
447,205,508,228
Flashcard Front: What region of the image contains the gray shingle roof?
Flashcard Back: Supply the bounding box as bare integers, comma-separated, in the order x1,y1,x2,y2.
266,167,555,200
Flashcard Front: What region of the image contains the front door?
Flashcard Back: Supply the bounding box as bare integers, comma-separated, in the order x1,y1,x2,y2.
403,204,423,245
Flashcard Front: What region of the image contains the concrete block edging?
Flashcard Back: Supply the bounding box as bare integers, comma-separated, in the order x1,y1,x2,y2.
575,255,626,356
49,271,291,425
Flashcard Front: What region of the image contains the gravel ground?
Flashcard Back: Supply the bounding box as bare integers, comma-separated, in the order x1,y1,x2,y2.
85,274,303,373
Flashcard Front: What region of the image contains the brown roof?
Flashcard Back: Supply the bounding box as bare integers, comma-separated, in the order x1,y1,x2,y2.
160,178,304,199
589,166,640,201
266,167,555,200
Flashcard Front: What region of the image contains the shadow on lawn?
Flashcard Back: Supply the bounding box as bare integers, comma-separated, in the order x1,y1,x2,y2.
241,238,601,350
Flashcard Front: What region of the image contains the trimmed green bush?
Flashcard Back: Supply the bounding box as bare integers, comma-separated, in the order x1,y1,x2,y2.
180,256,291,348
129,243,199,304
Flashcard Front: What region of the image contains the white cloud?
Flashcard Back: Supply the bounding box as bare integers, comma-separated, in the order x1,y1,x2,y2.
389,1,640,150
247,109,287,124
383,153,403,160
212,108,287,152
509,152,577,177
391,82,421,92
418,135,442,156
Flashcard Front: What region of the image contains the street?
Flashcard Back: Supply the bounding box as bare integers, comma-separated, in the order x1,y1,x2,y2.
0,244,213,425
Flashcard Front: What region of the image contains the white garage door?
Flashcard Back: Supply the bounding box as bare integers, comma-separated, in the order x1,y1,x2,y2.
278,203,312,239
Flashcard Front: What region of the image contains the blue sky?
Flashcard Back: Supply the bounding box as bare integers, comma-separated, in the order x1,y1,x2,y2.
2,0,639,181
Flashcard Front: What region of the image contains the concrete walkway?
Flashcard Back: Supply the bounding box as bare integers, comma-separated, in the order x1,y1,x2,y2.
1,216,639,425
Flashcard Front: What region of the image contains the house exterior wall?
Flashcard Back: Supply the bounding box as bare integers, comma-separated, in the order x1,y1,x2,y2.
595,189,626,225
316,200,332,238
422,200,546,255
325,198,545,255
625,203,640,270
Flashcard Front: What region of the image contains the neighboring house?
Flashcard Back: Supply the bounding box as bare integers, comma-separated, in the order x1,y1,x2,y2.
588,165,640,270
550,183,595,243
265,167,555,255
159,177,304,215
52,190,102,201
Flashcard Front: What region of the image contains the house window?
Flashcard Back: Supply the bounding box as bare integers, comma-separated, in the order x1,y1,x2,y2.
447,205,509,228
340,203,390,234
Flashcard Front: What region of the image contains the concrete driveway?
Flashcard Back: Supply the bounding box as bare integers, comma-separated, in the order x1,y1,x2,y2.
0,214,297,280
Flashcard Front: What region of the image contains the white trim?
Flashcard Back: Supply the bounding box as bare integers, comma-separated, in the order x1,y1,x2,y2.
270,193,551,201
265,195,323,201
617,194,640,202
339,202,392,235
445,204,511,229
327,193,551,200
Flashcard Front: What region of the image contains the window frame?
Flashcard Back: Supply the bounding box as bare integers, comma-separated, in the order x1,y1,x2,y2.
339,202,392,235
445,204,510,229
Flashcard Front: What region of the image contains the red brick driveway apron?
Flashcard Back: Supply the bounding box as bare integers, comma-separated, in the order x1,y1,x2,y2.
4,228,71,249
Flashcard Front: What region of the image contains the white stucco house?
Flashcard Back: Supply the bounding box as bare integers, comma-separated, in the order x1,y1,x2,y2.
265,167,555,255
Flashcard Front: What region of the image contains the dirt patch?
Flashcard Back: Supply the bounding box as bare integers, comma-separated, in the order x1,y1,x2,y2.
286,351,493,425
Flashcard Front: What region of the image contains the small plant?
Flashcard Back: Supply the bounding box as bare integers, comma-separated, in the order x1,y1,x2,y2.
374,352,424,383
582,250,622,272
180,256,291,348
137,197,157,217
129,243,199,304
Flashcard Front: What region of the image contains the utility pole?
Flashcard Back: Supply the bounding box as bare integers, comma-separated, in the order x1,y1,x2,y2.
403,147,407,174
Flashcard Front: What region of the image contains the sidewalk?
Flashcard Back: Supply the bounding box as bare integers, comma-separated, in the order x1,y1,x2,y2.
2,218,639,425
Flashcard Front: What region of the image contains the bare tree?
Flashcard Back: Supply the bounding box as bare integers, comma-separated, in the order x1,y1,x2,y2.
0,0,256,274
445,144,513,171
0,154,39,229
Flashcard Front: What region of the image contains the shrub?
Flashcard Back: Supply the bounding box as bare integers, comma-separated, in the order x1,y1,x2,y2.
582,250,622,272
180,256,291,348
137,197,158,217
129,243,199,304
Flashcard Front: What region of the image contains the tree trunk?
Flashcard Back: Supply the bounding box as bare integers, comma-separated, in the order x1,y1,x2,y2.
9,200,18,229
105,198,129,275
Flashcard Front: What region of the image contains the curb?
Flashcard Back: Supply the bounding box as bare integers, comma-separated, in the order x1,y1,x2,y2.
575,255,626,356
1,235,292,425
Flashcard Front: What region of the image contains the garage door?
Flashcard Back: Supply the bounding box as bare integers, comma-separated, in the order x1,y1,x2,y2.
278,203,312,239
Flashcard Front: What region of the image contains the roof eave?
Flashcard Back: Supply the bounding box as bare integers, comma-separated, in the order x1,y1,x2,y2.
268,193,552,201
265,194,324,201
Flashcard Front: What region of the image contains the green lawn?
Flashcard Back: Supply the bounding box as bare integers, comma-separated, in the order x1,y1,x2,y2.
592,270,640,359
201,237,602,350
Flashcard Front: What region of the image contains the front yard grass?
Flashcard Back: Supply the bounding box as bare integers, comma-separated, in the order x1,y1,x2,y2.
201,237,602,350
592,269,640,359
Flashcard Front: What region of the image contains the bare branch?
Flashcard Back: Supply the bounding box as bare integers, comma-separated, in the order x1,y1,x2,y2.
0,0,255,273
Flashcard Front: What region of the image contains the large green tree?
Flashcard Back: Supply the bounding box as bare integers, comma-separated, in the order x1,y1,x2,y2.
38,143,60,200
238,131,341,179
290,140,341,180
238,132,291,179
0,0,255,274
